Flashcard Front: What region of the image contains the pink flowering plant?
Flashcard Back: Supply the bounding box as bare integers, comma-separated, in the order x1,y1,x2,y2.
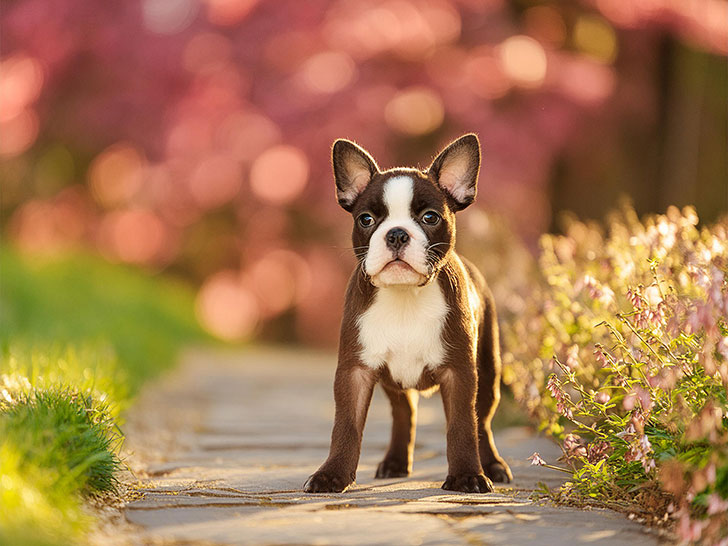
502,205,728,543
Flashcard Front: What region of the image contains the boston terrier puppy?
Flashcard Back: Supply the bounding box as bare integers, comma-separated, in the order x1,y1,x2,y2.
303,134,512,494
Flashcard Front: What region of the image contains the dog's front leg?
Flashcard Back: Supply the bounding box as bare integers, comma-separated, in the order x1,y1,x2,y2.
303,363,378,493
439,366,494,493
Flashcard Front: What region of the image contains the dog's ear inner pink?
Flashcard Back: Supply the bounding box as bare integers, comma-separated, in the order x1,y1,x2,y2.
332,139,380,211
427,134,481,211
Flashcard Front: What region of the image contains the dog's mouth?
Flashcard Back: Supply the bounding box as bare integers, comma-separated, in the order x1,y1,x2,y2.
382,258,417,272
370,258,428,287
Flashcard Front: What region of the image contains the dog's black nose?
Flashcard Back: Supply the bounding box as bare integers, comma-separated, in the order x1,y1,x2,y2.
385,227,410,250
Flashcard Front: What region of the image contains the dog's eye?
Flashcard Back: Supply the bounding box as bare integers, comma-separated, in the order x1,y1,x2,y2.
358,213,375,228
421,211,441,225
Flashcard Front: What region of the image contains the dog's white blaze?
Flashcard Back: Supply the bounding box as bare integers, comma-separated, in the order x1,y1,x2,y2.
364,176,429,283
383,175,413,216
357,282,448,388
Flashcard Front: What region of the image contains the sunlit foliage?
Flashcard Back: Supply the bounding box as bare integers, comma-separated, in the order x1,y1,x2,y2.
503,206,728,544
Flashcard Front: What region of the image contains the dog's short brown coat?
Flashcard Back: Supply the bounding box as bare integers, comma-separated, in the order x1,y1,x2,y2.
304,135,512,494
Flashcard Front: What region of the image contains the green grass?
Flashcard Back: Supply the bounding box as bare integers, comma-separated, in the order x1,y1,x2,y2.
0,247,206,544
0,248,203,394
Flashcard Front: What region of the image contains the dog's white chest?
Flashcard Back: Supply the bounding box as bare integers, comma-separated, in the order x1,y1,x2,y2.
357,282,449,388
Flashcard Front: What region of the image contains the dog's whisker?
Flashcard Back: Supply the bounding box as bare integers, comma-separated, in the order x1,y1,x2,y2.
427,242,449,249
337,245,370,251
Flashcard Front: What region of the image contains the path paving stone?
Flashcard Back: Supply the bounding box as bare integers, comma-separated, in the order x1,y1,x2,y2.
116,347,664,545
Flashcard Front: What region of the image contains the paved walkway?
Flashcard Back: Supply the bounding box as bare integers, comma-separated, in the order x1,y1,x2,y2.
115,347,663,545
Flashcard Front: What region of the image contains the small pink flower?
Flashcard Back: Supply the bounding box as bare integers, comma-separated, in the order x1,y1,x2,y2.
635,386,653,413
644,285,662,306
627,287,642,309
566,345,579,370
563,433,587,459
593,345,609,367
599,286,615,306
625,433,654,473
586,441,611,463
706,464,716,484
616,423,636,440
706,493,728,515
528,452,546,466
546,374,560,398
583,274,596,291
595,391,610,404
677,515,706,542
556,402,573,419
635,310,650,329
647,309,662,327
718,336,728,361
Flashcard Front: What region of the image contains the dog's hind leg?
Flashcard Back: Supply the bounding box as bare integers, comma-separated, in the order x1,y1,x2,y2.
375,386,418,478
476,294,513,483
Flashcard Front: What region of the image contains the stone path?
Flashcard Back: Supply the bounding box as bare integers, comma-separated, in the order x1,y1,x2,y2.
114,347,664,545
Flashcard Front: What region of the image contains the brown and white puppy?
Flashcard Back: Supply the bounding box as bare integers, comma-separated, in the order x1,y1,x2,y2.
303,134,512,494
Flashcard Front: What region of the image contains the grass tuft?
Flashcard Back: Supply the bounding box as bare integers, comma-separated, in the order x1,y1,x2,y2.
0,248,206,544
1,389,122,495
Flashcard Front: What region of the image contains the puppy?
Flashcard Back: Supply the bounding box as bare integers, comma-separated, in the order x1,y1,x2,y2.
304,134,512,494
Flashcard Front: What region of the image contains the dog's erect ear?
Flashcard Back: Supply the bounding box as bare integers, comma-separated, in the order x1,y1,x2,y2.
427,134,481,211
332,139,380,211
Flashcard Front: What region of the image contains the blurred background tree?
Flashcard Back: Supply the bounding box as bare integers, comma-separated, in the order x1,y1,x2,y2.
1,0,726,346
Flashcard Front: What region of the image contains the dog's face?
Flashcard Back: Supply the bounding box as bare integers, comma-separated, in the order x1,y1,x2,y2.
332,134,481,287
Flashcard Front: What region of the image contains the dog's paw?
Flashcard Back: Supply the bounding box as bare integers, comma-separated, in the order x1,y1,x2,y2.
375,457,410,479
442,473,494,493
303,471,353,493
483,460,512,483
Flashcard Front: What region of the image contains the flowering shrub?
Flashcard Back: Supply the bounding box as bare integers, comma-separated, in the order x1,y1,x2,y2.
502,205,728,544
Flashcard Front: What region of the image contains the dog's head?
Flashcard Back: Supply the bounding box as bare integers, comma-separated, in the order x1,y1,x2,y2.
333,134,481,288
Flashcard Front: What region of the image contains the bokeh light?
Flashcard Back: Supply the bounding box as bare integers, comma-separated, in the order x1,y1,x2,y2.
296,51,356,95
249,145,309,205
384,86,445,136
595,0,641,28
498,36,548,88
204,0,259,26
9,188,91,253
247,249,312,317
0,109,39,157
217,111,281,162
188,154,243,209
142,0,198,34
465,51,511,100
88,144,146,208
0,54,44,122
195,270,259,340
97,209,168,264
573,15,618,64
323,0,461,61
556,58,616,106
295,249,346,346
